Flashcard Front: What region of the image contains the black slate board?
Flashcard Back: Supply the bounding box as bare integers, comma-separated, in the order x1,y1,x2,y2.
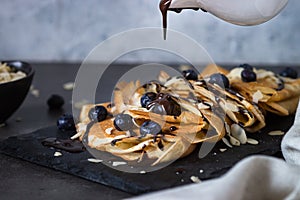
0,113,294,194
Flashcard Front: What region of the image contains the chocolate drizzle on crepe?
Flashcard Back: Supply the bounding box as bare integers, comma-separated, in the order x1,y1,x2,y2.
42,138,85,153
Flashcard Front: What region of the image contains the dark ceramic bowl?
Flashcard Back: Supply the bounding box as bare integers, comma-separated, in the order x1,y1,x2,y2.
0,61,34,123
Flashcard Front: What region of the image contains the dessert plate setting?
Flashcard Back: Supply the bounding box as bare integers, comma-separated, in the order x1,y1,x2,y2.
0,65,298,194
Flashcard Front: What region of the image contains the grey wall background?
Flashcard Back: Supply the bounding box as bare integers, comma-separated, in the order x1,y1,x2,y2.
0,0,299,64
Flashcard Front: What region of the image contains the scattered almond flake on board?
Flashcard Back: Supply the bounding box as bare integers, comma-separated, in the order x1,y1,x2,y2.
63,82,74,90
112,161,127,167
268,130,285,136
247,138,259,145
105,127,113,135
15,117,22,122
252,90,263,104
229,135,241,146
0,123,6,128
87,158,103,163
222,137,233,148
199,169,204,174
54,152,62,157
30,85,40,97
231,124,247,144
190,176,201,183
219,148,227,152
140,171,146,174
71,131,83,140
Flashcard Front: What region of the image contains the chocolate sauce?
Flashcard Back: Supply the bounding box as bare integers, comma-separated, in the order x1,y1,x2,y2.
159,0,201,39
147,93,181,116
42,138,85,153
111,138,123,146
170,126,177,131
160,0,172,40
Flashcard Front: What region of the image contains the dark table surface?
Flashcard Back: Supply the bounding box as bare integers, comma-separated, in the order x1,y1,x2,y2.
0,63,134,200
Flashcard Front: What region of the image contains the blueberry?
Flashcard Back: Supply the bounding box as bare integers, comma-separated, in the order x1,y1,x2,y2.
279,67,298,79
208,73,230,88
113,114,134,131
47,94,64,109
239,63,253,71
89,105,108,122
140,121,162,137
140,92,157,108
241,69,257,82
182,69,198,80
57,114,76,132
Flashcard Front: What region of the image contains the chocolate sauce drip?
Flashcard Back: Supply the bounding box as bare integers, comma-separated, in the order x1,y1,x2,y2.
42,138,85,153
159,0,202,39
160,0,172,40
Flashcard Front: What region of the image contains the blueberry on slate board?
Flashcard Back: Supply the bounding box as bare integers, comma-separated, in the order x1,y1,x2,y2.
279,67,298,79
88,105,108,122
241,69,257,82
47,94,64,109
141,92,157,108
57,114,76,132
208,73,230,88
182,69,198,80
113,114,134,131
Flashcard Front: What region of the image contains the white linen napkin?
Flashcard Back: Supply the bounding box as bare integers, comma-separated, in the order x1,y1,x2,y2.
282,99,300,166
129,100,300,200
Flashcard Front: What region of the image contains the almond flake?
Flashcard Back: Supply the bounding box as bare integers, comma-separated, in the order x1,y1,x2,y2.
222,137,233,148
190,176,201,183
268,130,285,136
87,158,103,163
54,152,62,157
247,138,259,145
219,148,227,152
253,90,263,104
197,103,210,110
30,89,40,98
112,161,127,167
105,127,113,135
63,82,74,90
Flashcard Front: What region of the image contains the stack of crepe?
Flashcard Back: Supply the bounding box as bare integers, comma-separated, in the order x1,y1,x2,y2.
73,65,300,166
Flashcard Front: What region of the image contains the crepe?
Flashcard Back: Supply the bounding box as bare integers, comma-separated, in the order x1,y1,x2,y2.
228,67,300,116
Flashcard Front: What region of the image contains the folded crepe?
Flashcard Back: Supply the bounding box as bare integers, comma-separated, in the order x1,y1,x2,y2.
76,102,200,165
227,67,300,116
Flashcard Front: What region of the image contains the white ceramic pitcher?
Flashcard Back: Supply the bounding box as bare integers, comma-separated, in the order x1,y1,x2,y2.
169,0,288,25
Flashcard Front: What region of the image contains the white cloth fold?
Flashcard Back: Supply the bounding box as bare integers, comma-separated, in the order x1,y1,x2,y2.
129,100,300,200
282,101,300,166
